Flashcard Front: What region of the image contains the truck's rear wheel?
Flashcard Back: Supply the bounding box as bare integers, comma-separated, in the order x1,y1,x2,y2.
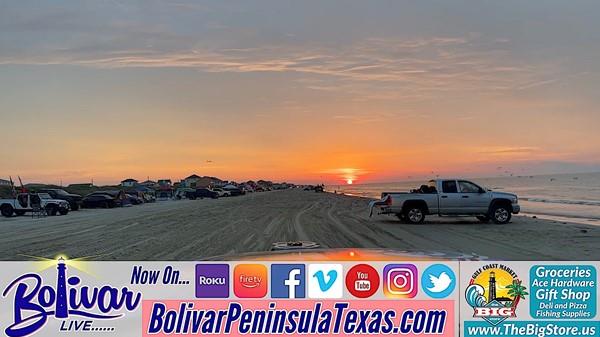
1,205,14,217
403,207,425,224
491,204,511,224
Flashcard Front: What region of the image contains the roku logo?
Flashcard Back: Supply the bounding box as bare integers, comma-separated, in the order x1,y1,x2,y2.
198,276,226,285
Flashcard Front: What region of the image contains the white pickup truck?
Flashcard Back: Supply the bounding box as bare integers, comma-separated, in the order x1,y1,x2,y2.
0,193,70,217
369,179,520,224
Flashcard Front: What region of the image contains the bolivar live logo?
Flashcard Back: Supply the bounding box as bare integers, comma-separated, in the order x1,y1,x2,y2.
465,263,528,326
2,258,141,337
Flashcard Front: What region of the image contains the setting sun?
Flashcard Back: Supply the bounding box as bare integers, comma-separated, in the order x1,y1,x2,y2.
346,179,353,185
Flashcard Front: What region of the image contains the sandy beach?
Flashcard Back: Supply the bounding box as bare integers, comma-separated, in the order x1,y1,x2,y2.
0,189,598,261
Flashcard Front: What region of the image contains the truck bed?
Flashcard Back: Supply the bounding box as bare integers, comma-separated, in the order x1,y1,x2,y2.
369,192,439,216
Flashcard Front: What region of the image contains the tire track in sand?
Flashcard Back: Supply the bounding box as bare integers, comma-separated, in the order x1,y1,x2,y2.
292,201,318,241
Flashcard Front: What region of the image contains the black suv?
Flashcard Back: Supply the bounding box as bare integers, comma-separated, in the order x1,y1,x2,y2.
187,188,219,200
38,189,83,210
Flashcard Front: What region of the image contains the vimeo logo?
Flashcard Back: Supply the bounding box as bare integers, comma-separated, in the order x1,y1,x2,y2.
271,264,305,298
308,264,343,298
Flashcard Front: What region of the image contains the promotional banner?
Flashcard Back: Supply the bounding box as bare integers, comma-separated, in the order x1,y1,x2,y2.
3,259,598,336
0,260,460,337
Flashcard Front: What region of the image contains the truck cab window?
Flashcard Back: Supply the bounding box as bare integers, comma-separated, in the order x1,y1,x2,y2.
458,181,481,193
442,180,458,193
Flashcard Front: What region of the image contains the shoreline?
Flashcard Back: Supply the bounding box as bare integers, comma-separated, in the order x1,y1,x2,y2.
0,189,598,261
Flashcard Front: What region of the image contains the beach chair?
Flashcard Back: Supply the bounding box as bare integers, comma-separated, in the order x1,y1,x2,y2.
31,203,47,218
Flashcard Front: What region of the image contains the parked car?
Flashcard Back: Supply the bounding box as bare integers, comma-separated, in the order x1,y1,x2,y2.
141,192,156,203
89,190,125,199
369,179,520,224
0,193,70,217
82,190,125,208
129,187,156,203
212,188,231,197
222,184,244,196
174,188,195,200
38,188,82,210
82,193,117,208
189,188,219,199
126,193,144,205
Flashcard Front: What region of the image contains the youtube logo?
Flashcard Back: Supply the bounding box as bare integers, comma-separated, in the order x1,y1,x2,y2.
345,264,380,298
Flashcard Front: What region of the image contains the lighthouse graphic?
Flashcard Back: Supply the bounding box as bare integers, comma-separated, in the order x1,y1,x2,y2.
488,271,497,301
56,257,69,318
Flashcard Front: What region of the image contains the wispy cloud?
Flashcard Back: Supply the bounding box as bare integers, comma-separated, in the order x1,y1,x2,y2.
0,34,558,100
516,79,559,90
480,147,540,155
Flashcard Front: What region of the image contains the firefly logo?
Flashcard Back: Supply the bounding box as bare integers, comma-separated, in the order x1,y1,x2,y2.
2,258,141,337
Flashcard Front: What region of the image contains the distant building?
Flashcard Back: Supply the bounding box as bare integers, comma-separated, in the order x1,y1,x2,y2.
140,180,157,187
155,179,173,199
195,176,222,188
257,180,273,188
121,178,138,187
212,180,227,187
157,179,172,187
181,175,224,188
182,174,202,188
0,179,11,186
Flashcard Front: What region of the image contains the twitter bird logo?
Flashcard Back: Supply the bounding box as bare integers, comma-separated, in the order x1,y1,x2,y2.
422,264,456,299
428,272,452,293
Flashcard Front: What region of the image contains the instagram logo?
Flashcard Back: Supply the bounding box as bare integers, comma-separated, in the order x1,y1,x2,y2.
383,264,418,298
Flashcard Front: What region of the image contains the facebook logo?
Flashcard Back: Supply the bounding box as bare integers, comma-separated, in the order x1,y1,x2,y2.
271,264,305,298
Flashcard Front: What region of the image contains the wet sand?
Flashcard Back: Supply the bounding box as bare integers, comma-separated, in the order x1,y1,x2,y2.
0,189,598,260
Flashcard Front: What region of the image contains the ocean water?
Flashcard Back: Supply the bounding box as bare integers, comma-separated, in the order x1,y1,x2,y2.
327,172,600,224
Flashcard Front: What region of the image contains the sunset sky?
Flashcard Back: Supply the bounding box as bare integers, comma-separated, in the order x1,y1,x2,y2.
1,1,599,185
